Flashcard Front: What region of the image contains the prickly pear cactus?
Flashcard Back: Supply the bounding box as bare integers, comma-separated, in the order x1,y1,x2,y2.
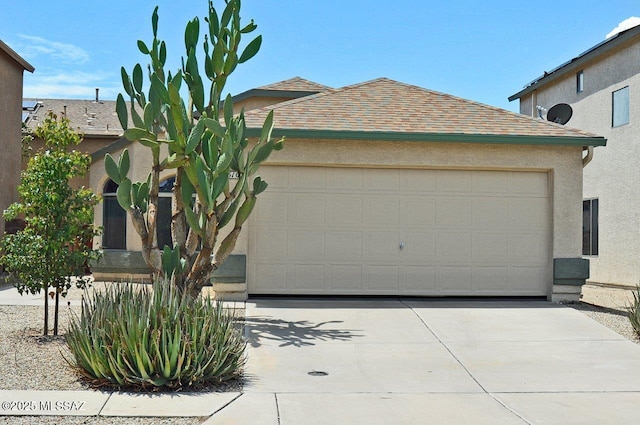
105,0,283,295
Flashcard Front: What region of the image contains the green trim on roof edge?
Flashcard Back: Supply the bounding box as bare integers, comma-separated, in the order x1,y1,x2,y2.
245,128,607,147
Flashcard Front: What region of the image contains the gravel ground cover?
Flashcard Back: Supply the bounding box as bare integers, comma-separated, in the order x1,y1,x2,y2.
0,281,638,423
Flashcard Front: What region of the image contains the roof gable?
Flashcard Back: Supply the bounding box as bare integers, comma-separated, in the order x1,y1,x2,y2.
257,77,332,92
243,77,605,146
0,40,34,72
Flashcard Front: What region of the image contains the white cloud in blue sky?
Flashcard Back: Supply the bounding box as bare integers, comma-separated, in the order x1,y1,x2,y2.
18,34,90,64
605,17,640,39
23,70,120,99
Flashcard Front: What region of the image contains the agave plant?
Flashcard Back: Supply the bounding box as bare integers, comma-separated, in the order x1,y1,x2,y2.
628,285,640,336
65,279,245,390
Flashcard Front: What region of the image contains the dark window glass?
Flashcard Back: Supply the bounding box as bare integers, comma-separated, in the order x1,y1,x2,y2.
157,176,175,249
582,199,599,256
102,180,126,249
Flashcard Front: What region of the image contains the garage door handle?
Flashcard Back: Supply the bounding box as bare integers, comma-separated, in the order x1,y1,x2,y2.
399,242,405,250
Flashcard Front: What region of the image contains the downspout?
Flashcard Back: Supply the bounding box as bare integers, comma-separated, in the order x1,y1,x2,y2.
583,146,594,167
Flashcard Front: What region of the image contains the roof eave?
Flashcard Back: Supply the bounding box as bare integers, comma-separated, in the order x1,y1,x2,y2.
0,40,34,72
508,26,640,102
245,128,607,147
231,88,323,104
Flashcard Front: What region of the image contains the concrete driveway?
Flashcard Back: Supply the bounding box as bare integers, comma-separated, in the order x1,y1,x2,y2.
206,299,640,425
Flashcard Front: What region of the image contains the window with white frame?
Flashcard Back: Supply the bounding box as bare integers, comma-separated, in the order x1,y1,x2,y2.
582,198,598,256
612,86,629,127
102,179,126,249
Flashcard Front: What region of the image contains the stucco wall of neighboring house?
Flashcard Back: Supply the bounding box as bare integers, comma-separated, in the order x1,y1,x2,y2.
518,39,640,285
0,49,25,236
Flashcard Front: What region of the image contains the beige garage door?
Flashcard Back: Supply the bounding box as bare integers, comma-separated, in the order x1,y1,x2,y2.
247,166,550,296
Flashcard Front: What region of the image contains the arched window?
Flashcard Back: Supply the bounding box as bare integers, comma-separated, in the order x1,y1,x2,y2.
157,176,175,250
102,179,126,249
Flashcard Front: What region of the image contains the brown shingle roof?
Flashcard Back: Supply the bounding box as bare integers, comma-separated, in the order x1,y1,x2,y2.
244,78,602,142
257,77,332,92
24,98,122,137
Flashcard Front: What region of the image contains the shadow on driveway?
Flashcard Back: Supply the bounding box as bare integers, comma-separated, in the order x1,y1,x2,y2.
244,316,363,348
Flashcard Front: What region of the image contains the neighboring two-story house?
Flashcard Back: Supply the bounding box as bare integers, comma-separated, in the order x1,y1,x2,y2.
509,24,640,287
0,40,33,237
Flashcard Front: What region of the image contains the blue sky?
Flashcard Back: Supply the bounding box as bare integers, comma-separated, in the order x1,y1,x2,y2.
1,1,638,111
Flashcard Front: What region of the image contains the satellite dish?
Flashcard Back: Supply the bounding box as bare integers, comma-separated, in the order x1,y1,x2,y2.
547,103,573,125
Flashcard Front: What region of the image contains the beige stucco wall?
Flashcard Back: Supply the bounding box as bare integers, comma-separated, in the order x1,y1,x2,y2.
0,49,25,236
90,141,248,255
518,38,640,285
89,136,584,298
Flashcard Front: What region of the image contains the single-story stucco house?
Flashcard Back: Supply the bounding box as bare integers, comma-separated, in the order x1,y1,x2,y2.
88,77,605,302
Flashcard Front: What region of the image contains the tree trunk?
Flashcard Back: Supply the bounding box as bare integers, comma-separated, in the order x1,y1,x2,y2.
53,290,59,336
43,282,49,336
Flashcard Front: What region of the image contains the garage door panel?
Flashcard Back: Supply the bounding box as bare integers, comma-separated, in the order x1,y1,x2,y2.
508,266,547,293
400,265,436,293
365,265,399,292
326,195,363,224
289,230,324,258
291,264,325,291
290,195,325,224
260,166,289,189
403,232,436,260
405,169,437,192
472,171,509,194
436,199,473,227
364,197,400,224
473,266,508,292
326,168,364,191
472,233,508,261
253,195,288,224
403,198,437,227
326,232,362,259
248,166,550,296
364,232,401,258
327,265,363,291
473,199,508,228
508,233,548,262
289,167,326,190
437,170,473,193
509,172,548,196
437,232,472,260
508,199,548,228
365,169,400,191
251,263,287,290
436,266,473,292
252,229,288,260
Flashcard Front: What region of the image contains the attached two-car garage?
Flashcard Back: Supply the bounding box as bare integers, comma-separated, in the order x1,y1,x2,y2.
247,165,551,296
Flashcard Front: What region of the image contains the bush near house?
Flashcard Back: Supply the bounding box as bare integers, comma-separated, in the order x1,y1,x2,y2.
65,279,245,390
628,286,640,336
66,0,278,388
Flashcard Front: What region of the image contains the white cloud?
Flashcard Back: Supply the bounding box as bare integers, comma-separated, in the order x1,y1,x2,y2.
18,34,89,64
23,70,120,99
606,17,640,39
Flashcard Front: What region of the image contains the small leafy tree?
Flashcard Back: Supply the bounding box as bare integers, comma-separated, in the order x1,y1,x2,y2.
107,0,283,296
2,112,100,336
